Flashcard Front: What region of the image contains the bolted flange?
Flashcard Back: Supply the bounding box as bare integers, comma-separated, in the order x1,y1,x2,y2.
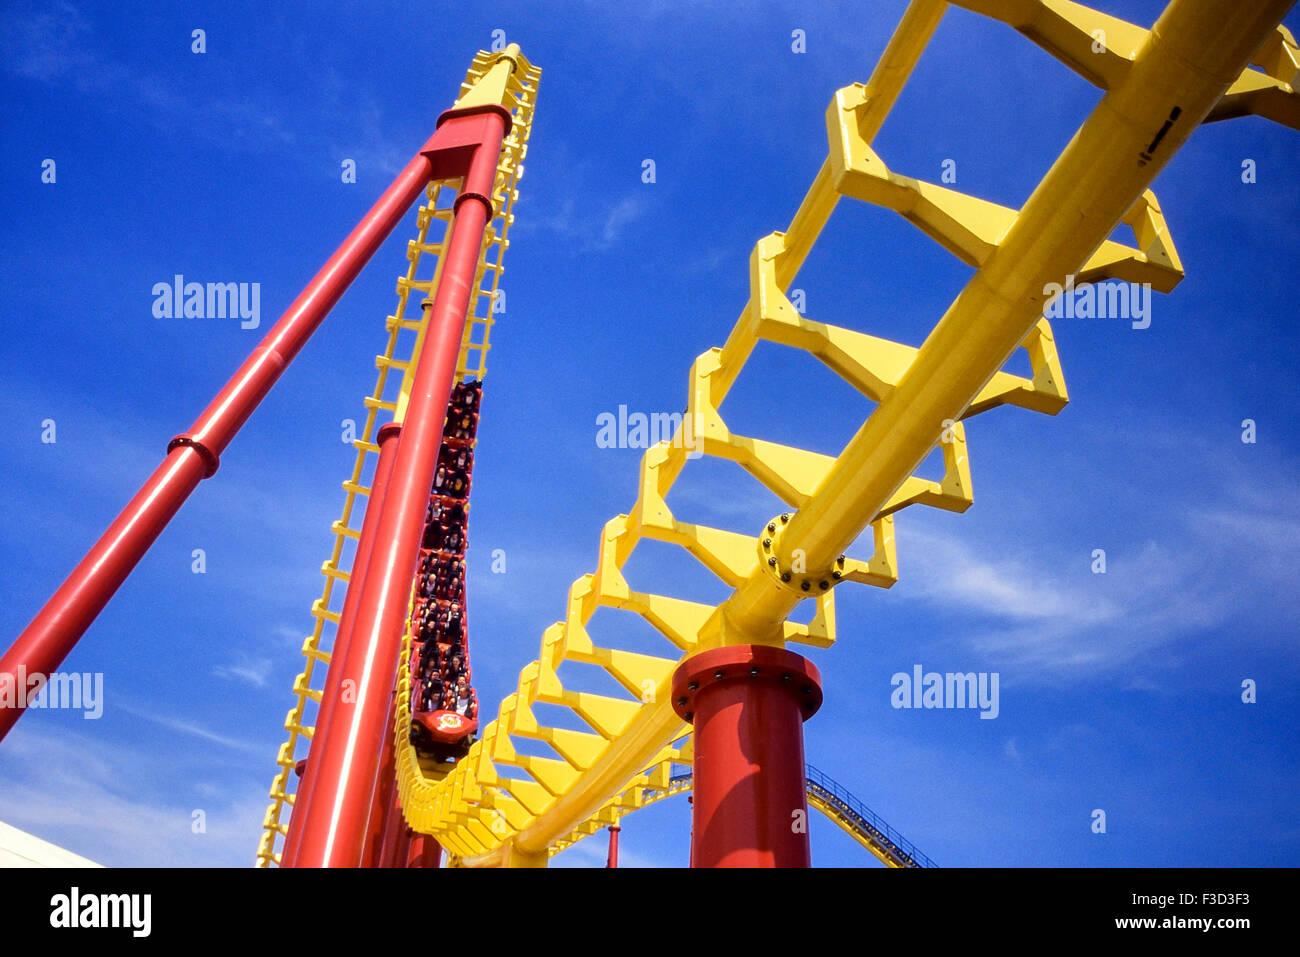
756,513,847,597
671,644,823,724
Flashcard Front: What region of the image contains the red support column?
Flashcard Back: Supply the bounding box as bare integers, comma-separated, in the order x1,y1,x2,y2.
359,689,402,867
383,826,413,869
376,791,409,868
282,424,401,867
605,824,620,868
0,145,440,742
671,645,822,868
406,831,443,869
288,107,509,868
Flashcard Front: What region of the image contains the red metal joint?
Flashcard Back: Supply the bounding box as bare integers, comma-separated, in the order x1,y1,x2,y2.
434,103,513,136
671,645,823,724
166,435,220,478
420,106,510,215
452,191,494,216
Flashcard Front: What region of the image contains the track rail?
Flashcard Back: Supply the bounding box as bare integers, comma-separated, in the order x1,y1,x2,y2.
393,0,1296,866
258,1,1298,867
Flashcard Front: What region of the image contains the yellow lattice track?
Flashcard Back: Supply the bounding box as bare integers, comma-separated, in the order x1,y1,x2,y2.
254,1,1297,868
256,48,541,867
387,2,1296,868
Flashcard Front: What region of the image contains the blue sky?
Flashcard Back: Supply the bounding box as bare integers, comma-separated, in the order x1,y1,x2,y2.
1,0,1297,868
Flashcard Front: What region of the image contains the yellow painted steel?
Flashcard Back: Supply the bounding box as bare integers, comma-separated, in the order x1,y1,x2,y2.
383,0,1296,867
729,0,1294,639
949,2,1299,129
256,47,540,867
265,0,1299,867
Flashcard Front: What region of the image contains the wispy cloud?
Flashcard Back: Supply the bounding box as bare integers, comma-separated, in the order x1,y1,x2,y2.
3,1,297,155
116,700,265,756
213,655,274,688
898,479,1300,679
529,191,653,252
0,726,266,866
1,0,92,82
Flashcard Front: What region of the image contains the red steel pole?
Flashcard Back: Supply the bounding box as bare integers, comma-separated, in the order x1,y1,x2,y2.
0,149,439,742
605,824,620,868
377,796,410,868
282,423,401,867
289,107,509,868
406,831,443,869
671,645,823,868
359,688,403,867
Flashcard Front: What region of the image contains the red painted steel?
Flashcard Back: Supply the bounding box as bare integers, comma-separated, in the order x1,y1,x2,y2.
283,424,401,867
289,108,508,867
359,689,402,867
0,147,439,743
672,645,823,868
406,831,443,869
606,824,620,868
381,821,412,869
377,791,408,868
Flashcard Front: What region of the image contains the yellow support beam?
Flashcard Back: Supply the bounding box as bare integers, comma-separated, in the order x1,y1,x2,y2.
727,0,1294,638
390,0,1297,865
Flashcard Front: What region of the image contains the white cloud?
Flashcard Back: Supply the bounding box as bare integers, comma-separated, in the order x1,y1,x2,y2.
0,727,266,866
0,0,92,82
896,482,1300,680
2,1,297,155
115,701,266,756
213,656,274,688
600,194,650,246
530,191,652,252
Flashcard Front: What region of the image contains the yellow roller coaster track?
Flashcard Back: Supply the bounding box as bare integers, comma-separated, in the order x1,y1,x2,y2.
263,0,1298,867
